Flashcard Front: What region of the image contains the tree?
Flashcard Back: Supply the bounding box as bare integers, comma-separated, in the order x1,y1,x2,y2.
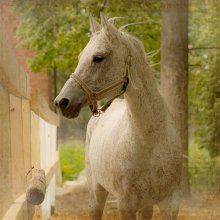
189,0,220,157
160,0,190,195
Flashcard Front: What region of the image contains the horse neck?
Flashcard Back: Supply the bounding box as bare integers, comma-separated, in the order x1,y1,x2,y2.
124,56,166,134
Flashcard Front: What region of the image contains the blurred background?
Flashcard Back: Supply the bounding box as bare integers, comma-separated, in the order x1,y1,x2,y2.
11,0,220,186
4,0,220,218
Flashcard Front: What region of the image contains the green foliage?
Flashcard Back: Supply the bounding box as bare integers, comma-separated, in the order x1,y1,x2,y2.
12,0,161,93
14,1,90,75
189,0,220,157
189,141,220,188
58,141,85,181
89,0,161,69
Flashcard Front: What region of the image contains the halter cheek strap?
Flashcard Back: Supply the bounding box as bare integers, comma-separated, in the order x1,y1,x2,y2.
69,55,131,116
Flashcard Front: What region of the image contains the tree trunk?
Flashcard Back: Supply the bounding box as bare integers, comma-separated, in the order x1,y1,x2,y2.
160,0,190,196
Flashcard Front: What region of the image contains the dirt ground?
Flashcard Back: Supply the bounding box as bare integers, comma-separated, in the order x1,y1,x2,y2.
51,181,220,220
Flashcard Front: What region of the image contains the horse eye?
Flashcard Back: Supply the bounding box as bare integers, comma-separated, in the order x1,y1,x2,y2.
93,55,104,63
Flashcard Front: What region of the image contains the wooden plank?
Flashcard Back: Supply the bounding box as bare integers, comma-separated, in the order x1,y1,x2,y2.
31,111,40,169
40,156,59,220
51,125,57,163
2,194,26,220
40,120,58,170
0,18,30,99
45,155,59,186
50,175,56,209
2,194,35,220
40,118,47,169
31,91,59,126
10,94,25,200
22,99,32,182
45,121,51,168
41,186,51,220
0,84,13,218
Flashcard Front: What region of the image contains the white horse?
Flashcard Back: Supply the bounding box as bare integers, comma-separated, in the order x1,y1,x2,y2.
55,14,182,220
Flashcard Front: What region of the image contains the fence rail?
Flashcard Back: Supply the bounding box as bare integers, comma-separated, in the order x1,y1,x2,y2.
0,6,59,219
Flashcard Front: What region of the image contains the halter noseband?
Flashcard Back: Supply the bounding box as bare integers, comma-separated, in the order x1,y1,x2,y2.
69,55,131,116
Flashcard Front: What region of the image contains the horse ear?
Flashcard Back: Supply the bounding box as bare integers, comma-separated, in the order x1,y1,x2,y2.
100,12,118,38
90,15,101,34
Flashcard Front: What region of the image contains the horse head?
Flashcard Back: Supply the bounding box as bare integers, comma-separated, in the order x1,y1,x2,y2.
54,14,131,118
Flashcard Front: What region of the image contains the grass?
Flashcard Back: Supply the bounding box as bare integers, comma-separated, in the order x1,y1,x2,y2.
58,140,85,181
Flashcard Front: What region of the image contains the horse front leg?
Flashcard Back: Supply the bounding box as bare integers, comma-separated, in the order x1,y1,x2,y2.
118,208,137,220
157,189,180,220
88,183,108,220
117,196,138,220
136,206,153,220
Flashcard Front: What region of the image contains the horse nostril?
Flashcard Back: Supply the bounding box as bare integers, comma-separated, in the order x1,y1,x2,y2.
59,98,70,109
54,100,58,107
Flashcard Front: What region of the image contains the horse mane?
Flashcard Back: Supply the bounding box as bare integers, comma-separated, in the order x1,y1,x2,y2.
92,16,149,60
121,31,146,57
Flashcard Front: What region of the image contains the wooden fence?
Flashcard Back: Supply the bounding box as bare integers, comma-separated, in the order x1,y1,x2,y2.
0,8,59,220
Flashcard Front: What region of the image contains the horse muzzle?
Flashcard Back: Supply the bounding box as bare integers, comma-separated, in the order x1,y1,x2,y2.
54,79,88,119
54,97,82,118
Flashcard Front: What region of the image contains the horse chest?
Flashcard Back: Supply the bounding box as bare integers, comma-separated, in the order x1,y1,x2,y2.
88,127,153,194
88,130,180,200
86,102,181,200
